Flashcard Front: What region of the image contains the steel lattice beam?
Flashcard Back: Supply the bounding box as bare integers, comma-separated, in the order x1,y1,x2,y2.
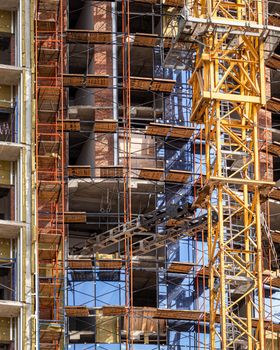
189,1,269,349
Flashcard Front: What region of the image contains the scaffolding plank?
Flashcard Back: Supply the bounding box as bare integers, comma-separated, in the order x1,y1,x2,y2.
38,140,60,156
163,0,184,6
38,155,57,168
145,122,195,139
266,53,280,70
66,30,112,44
102,306,126,316
39,232,62,244
97,259,123,269
150,78,175,93
265,141,280,157
271,277,280,288
167,262,195,274
40,327,63,342
40,283,62,296
266,97,280,113
271,231,280,244
134,0,159,4
38,0,59,11
37,20,56,32
57,119,81,131
64,211,87,223
139,168,164,181
39,248,57,260
63,74,110,88
130,77,152,91
38,65,56,77
68,165,91,178
100,166,123,178
68,259,93,269
154,309,203,321
38,182,61,202
38,87,60,112
166,170,191,183
133,33,160,47
269,14,280,27
94,120,117,133
269,188,280,201
38,48,60,63
65,306,90,317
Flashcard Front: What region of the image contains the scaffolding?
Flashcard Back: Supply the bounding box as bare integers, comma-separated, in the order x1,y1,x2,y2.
35,0,65,348
31,0,280,349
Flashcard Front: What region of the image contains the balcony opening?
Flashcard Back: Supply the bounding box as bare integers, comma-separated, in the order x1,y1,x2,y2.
0,186,14,220
0,34,15,66
0,110,15,142
0,261,15,301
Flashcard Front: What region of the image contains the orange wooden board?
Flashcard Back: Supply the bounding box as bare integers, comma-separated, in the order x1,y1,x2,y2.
68,166,91,178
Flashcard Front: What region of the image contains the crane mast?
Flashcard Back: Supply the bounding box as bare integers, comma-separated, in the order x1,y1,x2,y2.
189,1,273,348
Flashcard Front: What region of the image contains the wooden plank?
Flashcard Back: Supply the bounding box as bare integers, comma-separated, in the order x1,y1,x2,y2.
65,306,89,317
163,0,184,6
167,262,194,274
37,20,56,32
94,120,117,133
68,259,93,269
39,249,57,260
166,170,191,183
271,277,280,288
57,119,80,132
100,166,123,178
64,212,87,223
265,141,280,157
269,188,280,201
150,78,175,93
102,306,126,316
37,155,56,168
269,14,280,27
266,53,280,70
266,97,280,113
145,123,195,139
38,87,60,112
97,259,123,269
130,77,152,91
38,48,59,63
38,140,60,156
38,0,59,11
154,309,203,321
39,283,62,296
39,233,61,244
271,231,280,244
66,30,112,44
68,165,91,178
139,168,163,181
133,33,159,47
40,328,63,342
63,74,110,88
134,0,159,4
38,64,56,77
38,182,61,202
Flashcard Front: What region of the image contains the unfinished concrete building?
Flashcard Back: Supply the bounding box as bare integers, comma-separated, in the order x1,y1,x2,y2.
1,0,280,349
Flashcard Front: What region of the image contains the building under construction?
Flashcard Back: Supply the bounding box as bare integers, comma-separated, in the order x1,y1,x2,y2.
0,0,280,349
